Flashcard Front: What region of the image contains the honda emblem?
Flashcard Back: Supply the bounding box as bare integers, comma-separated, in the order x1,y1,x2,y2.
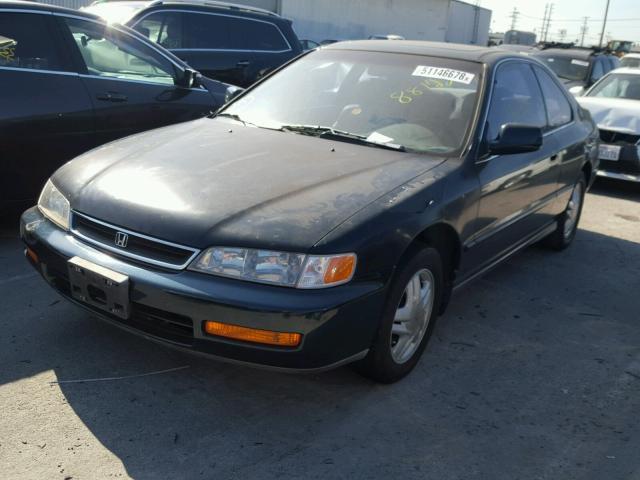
115,232,129,248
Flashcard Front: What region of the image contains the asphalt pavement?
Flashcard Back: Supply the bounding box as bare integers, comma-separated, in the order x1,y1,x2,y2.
1,178,639,480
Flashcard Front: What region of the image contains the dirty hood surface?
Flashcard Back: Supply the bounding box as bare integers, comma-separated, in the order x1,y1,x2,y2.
54,118,444,251
577,96,640,135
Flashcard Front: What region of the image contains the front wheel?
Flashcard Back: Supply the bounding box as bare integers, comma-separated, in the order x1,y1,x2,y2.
355,247,443,383
543,175,586,251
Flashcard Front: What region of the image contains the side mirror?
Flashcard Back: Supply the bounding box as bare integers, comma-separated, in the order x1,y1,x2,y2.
224,85,245,103
569,85,585,96
488,124,543,155
178,68,201,88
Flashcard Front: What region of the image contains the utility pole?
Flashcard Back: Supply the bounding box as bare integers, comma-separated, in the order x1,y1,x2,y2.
544,3,554,42
509,7,519,30
599,0,611,48
580,17,589,47
540,4,549,41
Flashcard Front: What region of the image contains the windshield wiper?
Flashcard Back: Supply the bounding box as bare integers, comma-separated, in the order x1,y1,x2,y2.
211,112,257,127
279,125,406,152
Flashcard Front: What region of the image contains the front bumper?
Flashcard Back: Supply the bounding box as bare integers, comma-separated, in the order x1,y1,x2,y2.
20,207,387,372
598,143,640,183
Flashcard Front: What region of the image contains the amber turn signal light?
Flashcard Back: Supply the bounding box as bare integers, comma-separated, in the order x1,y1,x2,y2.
323,254,356,285
25,247,39,264
203,321,302,347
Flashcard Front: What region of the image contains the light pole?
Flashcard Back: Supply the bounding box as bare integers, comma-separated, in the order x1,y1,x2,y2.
599,0,611,48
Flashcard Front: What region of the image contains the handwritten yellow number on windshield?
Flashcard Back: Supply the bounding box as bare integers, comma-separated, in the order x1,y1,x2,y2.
390,91,413,104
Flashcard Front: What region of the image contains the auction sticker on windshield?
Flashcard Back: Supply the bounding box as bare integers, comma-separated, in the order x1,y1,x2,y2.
412,66,475,85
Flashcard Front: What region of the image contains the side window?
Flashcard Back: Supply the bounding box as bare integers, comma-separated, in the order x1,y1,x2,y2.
0,13,65,71
590,59,605,83
230,19,289,51
486,62,546,142
63,18,176,85
183,13,230,49
181,13,289,51
134,12,183,49
533,66,572,128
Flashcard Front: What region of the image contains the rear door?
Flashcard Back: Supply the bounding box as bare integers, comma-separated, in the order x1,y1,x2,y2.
133,10,256,87
462,61,559,274
0,11,95,208
58,16,216,146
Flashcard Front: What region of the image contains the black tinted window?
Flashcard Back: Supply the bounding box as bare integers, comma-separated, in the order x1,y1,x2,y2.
0,13,65,71
534,66,572,128
183,12,288,51
486,62,546,141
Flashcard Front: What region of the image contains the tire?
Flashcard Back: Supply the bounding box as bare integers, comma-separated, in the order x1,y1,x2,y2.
543,174,587,251
354,247,443,383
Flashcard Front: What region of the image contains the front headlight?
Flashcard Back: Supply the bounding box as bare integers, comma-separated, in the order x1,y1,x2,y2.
189,247,356,289
37,179,70,230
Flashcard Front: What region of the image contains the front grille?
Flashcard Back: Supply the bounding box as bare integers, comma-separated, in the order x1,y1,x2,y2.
71,212,199,270
600,129,640,145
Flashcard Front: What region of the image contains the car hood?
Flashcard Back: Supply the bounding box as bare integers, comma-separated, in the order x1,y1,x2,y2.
577,96,640,135
54,118,445,251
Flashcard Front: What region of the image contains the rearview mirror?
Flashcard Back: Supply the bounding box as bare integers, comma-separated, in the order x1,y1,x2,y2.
488,124,543,155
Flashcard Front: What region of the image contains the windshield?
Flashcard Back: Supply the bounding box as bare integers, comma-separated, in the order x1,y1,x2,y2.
82,2,145,24
221,49,482,154
621,57,640,69
588,73,640,100
539,56,589,82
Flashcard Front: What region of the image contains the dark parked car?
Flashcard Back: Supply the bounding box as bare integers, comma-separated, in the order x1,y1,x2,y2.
83,0,303,87
533,47,620,96
21,41,599,383
0,1,232,215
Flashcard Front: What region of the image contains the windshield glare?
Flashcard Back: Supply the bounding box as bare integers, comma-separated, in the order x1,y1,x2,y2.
588,73,640,100
222,50,482,154
82,3,142,24
541,56,589,81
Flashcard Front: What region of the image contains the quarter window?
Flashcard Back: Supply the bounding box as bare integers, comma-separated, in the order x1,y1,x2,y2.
0,13,65,71
486,62,546,142
63,18,176,85
533,66,572,128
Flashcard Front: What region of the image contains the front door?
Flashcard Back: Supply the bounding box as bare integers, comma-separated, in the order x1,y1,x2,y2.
58,16,215,146
462,61,559,275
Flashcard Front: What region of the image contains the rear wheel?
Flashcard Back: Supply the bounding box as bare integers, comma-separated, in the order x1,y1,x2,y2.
543,175,586,250
355,247,443,383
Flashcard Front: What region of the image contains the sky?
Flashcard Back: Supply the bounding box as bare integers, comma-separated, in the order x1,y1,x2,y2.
476,0,640,45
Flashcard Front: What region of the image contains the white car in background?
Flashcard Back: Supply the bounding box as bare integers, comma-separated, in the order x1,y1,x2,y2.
620,53,640,69
577,68,640,183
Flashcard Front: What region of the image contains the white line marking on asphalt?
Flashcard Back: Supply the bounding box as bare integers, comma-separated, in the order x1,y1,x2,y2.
50,365,190,384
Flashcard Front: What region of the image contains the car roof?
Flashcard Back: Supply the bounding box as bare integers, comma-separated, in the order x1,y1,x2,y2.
608,67,640,75
0,0,102,18
86,0,283,20
534,48,609,60
324,40,528,65
623,53,640,59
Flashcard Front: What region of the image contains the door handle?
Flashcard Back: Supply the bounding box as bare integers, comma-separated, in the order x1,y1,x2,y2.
550,154,559,161
96,92,128,103
236,61,250,67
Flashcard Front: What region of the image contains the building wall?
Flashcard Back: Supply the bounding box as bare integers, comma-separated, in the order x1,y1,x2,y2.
280,0,451,42
445,0,491,45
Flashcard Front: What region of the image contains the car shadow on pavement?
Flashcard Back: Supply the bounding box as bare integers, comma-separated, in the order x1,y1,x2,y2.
2,197,640,479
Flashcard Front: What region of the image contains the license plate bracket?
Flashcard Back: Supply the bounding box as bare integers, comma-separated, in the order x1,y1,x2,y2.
67,256,130,319
599,144,621,161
